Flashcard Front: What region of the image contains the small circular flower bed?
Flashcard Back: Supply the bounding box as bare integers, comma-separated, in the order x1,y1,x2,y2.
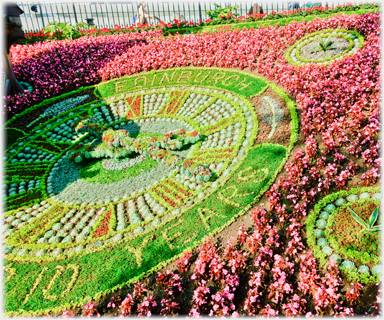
328,201,380,259
307,187,381,284
3,67,298,315
286,28,364,66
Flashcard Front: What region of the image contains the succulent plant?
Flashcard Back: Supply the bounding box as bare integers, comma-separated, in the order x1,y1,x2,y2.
348,205,381,234
62,236,75,243
372,265,381,275
319,211,330,220
48,236,61,244
347,194,359,202
341,260,355,269
325,204,336,213
314,229,324,238
335,198,346,206
56,230,67,238
36,249,46,257
4,246,13,254
322,246,333,255
358,265,370,274
52,223,62,231
373,193,381,201
316,219,327,229
317,237,328,247
329,254,341,262
45,230,56,238
359,192,371,199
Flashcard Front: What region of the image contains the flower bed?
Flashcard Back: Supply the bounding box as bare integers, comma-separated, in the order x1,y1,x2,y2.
3,67,298,315
286,28,364,65
307,187,381,284
3,8,381,317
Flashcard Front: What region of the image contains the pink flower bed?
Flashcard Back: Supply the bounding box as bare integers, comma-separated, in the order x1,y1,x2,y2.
67,211,380,317
6,30,163,116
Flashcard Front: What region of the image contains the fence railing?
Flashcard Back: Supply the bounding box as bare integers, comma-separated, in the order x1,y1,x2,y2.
17,0,350,33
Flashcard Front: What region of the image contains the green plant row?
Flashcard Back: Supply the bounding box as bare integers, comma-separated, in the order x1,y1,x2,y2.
5,94,297,315
163,8,377,36
5,190,42,211
4,69,257,259
5,127,26,137
4,180,40,203
6,162,50,173
4,143,288,316
4,99,102,208
306,187,380,284
5,99,98,163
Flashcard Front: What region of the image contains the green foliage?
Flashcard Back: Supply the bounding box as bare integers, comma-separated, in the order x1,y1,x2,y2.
306,187,381,284
326,199,380,264
4,145,287,314
5,86,94,128
5,128,25,149
286,28,364,66
43,22,93,40
348,205,381,233
205,3,240,20
80,156,158,184
310,35,337,56
163,4,379,35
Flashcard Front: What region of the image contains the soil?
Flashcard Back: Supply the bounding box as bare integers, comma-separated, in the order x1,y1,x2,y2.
6,168,47,177
5,190,43,210
249,87,292,147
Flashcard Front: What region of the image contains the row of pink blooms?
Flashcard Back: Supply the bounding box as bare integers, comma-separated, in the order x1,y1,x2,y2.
61,208,381,317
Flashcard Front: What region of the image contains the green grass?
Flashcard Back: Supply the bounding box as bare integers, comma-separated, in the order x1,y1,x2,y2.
80,157,158,184
95,67,268,100
4,144,286,313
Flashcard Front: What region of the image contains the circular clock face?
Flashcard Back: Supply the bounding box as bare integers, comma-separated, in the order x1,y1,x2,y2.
4,68,297,314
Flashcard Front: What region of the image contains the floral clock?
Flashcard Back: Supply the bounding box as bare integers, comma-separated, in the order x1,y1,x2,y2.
307,187,381,284
286,28,364,66
3,68,298,316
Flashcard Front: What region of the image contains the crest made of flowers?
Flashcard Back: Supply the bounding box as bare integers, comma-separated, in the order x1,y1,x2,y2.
69,119,212,181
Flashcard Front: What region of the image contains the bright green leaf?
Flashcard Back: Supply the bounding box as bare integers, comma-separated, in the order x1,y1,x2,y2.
368,207,379,228
348,207,369,230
